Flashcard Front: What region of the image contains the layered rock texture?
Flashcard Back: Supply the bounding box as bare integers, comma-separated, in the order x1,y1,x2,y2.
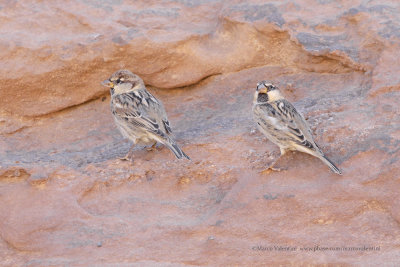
1,0,400,265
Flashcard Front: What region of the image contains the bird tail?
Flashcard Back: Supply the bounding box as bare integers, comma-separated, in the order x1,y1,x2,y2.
165,138,190,160
318,154,342,175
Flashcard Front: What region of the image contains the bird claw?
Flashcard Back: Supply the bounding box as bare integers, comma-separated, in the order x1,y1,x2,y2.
118,155,134,162
260,165,287,174
146,142,157,152
271,167,286,172
119,145,135,161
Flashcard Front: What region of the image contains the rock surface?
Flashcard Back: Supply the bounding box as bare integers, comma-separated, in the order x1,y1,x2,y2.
1,0,400,265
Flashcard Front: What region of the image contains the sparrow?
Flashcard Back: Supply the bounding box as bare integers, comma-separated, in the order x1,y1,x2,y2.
102,69,190,160
252,81,342,175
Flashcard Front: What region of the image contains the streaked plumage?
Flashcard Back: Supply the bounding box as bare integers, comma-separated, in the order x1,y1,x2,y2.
102,69,190,160
252,81,342,175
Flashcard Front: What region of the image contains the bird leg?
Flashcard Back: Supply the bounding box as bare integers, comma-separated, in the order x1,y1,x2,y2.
119,144,135,161
261,160,284,173
146,141,157,151
264,162,285,173
261,148,287,173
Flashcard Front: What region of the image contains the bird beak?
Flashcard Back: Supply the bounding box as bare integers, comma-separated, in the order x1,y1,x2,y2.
256,83,268,94
101,79,114,88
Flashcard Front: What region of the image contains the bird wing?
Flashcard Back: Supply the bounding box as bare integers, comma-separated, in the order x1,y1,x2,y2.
111,91,170,140
259,99,318,151
144,90,173,135
162,119,173,134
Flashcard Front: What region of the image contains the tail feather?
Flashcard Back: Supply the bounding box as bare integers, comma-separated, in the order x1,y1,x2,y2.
166,139,190,160
319,155,342,175
180,149,191,160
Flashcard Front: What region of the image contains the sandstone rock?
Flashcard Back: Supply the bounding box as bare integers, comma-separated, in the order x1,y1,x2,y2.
1,0,400,265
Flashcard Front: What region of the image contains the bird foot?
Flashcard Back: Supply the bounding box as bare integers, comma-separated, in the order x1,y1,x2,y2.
146,142,157,152
261,166,287,173
118,154,134,162
119,145,135,161
260,158,287,173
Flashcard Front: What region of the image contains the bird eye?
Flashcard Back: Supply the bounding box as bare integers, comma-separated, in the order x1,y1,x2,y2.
116,78,121,84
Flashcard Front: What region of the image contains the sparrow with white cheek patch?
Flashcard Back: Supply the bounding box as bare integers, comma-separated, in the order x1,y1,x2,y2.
102,69,190,161
252,81,342,175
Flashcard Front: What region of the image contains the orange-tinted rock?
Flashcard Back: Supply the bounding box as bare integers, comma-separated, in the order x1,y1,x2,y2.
1,0,400,265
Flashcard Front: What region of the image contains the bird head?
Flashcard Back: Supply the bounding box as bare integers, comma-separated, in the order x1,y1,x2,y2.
102,69,144,95
254,81,280,103
256,81,277,94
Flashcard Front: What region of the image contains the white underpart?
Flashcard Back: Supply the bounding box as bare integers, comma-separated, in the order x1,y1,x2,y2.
114,117,134,140
293,143,320,157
